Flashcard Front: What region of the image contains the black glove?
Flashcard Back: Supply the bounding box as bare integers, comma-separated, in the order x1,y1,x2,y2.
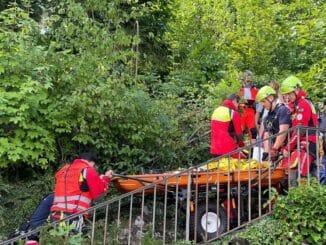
270,147,279,161
262,152,269,161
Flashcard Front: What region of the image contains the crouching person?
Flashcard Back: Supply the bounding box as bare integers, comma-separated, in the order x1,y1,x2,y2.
50,152,112,232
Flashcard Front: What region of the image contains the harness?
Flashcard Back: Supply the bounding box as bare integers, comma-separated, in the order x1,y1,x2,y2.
227,108,235,136
264,103,283,136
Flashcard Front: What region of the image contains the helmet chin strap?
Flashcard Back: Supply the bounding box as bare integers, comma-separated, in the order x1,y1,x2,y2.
290,91,298,105
267,97,276,110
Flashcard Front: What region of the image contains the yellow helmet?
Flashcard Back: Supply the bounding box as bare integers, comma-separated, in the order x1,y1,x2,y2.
256,86,276,102
280,75,302,94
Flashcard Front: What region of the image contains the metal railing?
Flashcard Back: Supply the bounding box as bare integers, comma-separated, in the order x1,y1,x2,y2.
1,125,325,244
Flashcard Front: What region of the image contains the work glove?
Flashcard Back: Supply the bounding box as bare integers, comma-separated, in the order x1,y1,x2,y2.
280,146,290,158
262,152,269,161
270,147,279,162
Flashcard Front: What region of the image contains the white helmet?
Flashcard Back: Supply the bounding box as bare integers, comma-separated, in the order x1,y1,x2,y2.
241,70,254,82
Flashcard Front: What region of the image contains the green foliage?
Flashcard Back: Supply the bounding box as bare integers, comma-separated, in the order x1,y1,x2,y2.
0,177,10,241
39,224,84,245
0,172,53,238
298,58,326,104
221,181,326,244
1,0,323,171
166,0,325,100
0,0,325,241
0,6,56,168
272,181,326,244
262,187,278,209
220,217,291,245
0,1,188,171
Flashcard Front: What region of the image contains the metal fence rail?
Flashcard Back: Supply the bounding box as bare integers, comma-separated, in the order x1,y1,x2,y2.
1,125,324,244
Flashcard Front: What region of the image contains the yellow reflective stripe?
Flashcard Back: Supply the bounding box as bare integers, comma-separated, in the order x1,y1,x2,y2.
60,212,65,220
79,168,87,182
52,203,88,211
54,195,91,204
211,106,232,122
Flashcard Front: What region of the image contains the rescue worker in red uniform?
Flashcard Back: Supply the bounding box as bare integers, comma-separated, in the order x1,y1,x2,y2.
210,94,246,158
239,70,259,144
280,75,318,176
51,152,112,230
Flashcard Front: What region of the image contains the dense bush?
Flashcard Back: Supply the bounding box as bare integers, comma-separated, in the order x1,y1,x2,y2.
220,181,326,244
0,0,325,242
0,173,53,239
272,181,326,244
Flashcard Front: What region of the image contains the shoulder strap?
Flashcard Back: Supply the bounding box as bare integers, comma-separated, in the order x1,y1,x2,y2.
229,108,233,119
303,98,316,126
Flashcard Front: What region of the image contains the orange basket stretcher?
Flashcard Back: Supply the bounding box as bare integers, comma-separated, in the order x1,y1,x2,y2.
111,167,287,194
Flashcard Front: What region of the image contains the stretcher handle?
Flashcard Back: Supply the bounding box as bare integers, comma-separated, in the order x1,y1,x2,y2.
112,173,159,184
112,173,178,193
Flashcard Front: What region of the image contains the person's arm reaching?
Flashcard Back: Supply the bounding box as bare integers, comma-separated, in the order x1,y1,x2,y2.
233,110,244,146
86,168,112,200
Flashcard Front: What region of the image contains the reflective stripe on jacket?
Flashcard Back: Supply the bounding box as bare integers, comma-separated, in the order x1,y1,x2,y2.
51,160,92,213
239,87,258,103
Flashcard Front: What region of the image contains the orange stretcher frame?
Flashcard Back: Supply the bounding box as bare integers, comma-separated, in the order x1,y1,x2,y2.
111,168,287,194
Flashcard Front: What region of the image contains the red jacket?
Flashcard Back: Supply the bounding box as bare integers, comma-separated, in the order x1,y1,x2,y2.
288,90,318,149
239,86,258,107
210,99,243,155
51,159,110,214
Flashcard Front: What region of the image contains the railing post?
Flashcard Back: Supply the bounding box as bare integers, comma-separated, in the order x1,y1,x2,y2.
163,181,168,244
297,126,301,185
185,172,192,241
152,185,157,238
316,127,320,184
174,175,180,242
128,194,133,245
91,209,96,245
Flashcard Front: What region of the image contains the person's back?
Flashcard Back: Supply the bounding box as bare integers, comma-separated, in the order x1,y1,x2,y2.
210,94,245,158
51,160,92,215
211,105,237,155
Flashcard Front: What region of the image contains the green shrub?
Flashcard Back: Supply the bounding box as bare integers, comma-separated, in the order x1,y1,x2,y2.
39,224,85,245
272,181,326,244
0,173,53,238
220,181,326,244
